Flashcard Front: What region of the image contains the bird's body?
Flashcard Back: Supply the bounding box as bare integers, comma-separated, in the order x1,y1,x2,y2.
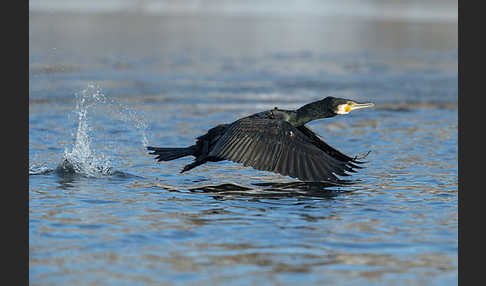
148,97,374,183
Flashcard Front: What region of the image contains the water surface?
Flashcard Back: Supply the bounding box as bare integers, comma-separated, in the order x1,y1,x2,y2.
30,6,457,285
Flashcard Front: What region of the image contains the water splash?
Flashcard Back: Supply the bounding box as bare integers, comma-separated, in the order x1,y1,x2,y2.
105,98,149,147
59,84,112,176
58,83,148,177
29,162,52,175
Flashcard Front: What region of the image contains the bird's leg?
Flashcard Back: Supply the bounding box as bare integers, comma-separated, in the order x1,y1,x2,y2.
181,160,207,173
181,140,210,173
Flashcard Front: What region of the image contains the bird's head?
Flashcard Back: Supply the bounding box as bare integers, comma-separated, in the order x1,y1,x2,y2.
294,96,375,126
324,96,375,115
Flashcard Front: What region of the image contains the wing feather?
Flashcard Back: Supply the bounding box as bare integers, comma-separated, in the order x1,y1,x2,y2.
307,157,320,181
232,135,251,162
312,156,337,181
243,134,262,166
209,118,360,182
287,146,296,178
278,146,290,176
295,151,305,180
297,125,365,164
218,127,242,157
259,138,275,171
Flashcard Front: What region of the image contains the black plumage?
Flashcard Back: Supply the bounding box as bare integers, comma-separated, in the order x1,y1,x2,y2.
147,96,374,183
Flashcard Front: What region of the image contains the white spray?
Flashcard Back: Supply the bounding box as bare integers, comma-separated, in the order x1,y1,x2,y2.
60,83,148,176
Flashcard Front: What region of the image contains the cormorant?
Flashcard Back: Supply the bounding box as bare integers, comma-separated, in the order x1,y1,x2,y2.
147,96,374,182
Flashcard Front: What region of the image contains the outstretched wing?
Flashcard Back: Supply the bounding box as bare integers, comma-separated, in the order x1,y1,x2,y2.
296,125,365,168
208,118,358,182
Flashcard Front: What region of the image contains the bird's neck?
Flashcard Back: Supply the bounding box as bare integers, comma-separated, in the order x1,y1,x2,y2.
289,102,335,126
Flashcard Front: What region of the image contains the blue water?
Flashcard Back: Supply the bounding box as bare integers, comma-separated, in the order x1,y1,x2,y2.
30,8,457,285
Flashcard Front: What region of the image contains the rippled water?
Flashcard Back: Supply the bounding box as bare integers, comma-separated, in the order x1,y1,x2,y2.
30,7,457,285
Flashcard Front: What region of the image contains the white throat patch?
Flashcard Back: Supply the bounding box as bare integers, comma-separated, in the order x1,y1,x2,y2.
335,104,350,115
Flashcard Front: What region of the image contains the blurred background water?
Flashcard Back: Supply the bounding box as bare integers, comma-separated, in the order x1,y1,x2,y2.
29,0,457,285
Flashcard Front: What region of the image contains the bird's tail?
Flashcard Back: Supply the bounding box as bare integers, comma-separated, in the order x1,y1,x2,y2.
147,145,197,162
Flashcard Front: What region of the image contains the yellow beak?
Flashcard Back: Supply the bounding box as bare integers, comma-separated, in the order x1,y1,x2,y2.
347,101,375,112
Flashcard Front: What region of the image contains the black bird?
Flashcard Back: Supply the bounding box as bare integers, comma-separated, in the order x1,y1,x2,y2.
147,96,374,183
